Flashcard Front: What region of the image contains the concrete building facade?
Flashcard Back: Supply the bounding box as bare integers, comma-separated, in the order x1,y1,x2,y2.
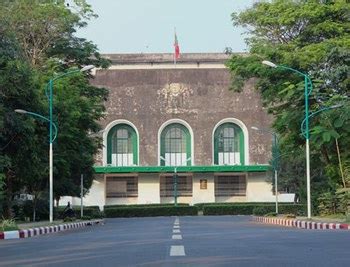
64,53,294,209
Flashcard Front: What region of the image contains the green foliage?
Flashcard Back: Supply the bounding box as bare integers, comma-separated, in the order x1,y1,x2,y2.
0,218,18,231
318,189,350,215
202,204,306,216
55,206,102,219
228,0,350,209
104,206,198,218
0,1,110,217
104,203,189,210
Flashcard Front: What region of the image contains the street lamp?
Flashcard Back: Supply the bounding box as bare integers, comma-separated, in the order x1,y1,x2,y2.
14,110,58,141
46,65,94,223
160,156,191,206
262,60,317,219
251,126,279,214
16,65,94,223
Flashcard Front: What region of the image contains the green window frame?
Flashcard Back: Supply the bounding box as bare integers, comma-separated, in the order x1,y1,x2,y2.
160,123,191,166
214,123,244,165
107,124,138,166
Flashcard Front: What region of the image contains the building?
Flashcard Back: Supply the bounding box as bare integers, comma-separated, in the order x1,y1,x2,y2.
64,53,294,209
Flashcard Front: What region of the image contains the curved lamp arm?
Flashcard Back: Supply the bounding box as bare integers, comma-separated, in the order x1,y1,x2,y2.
14,109,58,142
300,104,343,137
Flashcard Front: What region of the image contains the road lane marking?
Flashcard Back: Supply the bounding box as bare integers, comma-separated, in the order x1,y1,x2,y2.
172,234,182,240
173,229,180,233
173,225,180,229
170,245,185,256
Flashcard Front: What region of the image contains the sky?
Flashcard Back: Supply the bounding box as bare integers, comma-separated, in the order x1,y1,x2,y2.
76,0,256,54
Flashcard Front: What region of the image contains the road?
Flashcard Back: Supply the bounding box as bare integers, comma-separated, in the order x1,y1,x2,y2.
0,216,349,267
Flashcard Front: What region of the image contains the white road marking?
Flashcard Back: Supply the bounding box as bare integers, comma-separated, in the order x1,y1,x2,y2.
172,234,182,240
173,229,180,233
173,225,180,229
170,245,186,256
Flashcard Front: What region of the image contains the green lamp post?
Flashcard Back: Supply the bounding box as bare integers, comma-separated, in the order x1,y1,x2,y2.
160,156,191,206
17,65,94,223
262,60,313,218
46,65,94,223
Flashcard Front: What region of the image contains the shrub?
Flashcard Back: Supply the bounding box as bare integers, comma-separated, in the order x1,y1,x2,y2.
104,206,198,218
55,206,103,219
202,204,306,216
104,203,189,210
1,218,18,231
81,216,91,221
253,206,275,216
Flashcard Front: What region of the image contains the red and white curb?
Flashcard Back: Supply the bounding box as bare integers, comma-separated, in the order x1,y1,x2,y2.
253,216,350,230
0,219,104,240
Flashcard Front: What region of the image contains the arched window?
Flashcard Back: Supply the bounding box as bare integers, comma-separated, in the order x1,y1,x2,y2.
160,123,191,166
214,123,244,165
107,124,138,166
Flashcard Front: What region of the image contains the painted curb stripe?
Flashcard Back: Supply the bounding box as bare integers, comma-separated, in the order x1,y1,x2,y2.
253,217,349,231
0,220,103,240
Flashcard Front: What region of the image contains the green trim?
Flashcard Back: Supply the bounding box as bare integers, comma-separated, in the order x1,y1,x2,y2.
214,123,244,165
94,164,269,174
160,123,191,166
107,124,138,165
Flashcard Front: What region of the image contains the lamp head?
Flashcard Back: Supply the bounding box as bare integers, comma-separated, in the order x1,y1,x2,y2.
262,60,277,68
15,109,28,114
80,65,95,72
251,126,260,131
330,104,343,109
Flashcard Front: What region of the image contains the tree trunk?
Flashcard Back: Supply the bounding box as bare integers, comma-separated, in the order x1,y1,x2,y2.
335,138,346,188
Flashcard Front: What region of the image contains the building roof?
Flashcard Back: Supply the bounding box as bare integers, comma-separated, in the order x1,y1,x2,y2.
102,53,243,65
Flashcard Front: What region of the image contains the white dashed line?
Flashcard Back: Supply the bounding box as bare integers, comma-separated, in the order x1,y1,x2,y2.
170,245,186,256
173,229,180,233
173,225,180,229
172,234,182,240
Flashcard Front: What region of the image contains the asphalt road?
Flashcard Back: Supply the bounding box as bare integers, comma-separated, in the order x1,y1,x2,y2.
0,216,349,267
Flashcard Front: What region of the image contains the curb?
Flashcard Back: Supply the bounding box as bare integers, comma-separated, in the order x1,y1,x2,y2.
253,216,350,230
0,219,104,240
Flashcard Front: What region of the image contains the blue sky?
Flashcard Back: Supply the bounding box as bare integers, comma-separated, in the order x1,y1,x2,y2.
76,0,256,54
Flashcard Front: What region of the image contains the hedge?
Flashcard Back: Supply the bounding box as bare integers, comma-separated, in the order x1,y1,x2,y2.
203,204,306,216
104,203,189,210
104,206,198,218
195,202,294,212
55,206,103,219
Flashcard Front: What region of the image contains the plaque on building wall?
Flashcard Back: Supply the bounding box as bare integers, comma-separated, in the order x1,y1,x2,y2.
200,179,207,189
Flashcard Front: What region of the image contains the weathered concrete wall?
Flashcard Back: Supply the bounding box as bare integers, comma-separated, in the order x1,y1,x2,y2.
91,67,272,166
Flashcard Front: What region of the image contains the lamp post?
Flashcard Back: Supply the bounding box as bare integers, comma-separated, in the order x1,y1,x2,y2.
251,126,279,214
15,109,58,218
17,65,94,223
262,60,313,218
46,65,94,223
160,156,191,206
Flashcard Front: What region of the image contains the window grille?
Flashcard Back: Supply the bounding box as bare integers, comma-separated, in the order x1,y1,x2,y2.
106,176,138,198
214,175,246,196
160,175,193,197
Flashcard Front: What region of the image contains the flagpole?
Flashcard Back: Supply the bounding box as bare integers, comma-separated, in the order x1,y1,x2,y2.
174,27,176,66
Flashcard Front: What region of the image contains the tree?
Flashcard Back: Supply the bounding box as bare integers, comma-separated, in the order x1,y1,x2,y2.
0,29,47,217
228,0,350,205
0,0,109,218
